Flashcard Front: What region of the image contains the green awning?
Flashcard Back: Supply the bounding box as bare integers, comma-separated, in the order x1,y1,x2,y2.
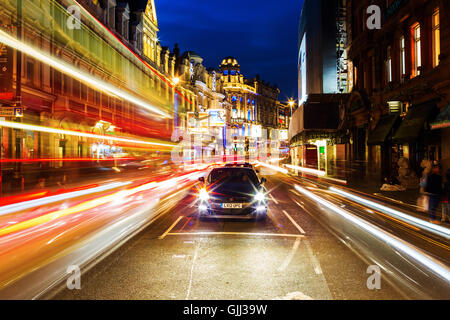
431,104,450,130
392,102,438,143
367,115,399,145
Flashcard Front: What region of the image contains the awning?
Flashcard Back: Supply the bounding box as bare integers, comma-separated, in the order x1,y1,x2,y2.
431,104,450,130
367,115,399,145
391,102,438,144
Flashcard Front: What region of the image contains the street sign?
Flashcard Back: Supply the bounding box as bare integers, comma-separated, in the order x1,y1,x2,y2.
0,106,23,117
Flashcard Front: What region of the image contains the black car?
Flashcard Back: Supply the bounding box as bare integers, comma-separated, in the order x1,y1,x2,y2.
197,167,268,220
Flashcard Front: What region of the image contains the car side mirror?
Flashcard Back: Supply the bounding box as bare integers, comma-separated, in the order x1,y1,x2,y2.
199,177,205,183
260,178,266,185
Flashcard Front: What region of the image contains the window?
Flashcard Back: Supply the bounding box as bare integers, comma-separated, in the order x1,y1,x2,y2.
54,70,62,94
108,5,115,29
72,79,81,99
432,9,440,67
412,23,421,77
386,46,392,83
26,59,35,85
399,36,406,78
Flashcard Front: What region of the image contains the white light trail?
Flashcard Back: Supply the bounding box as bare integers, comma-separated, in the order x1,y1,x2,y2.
294,185,450,282
329,187,450,239
0,182,131,216
0,30,171,118
255,161,288,174
285,164,326,177
0,120,175,148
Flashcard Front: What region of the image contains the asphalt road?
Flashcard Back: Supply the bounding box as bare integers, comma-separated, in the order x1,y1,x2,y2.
53,168,409,300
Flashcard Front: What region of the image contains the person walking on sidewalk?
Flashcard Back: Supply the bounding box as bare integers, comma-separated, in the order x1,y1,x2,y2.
425,164,443,223
442,169,450,223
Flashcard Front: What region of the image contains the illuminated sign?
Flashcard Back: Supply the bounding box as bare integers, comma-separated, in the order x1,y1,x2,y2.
187,112,209,133
279,129,288,140
208,109,225,127
0,106,23,117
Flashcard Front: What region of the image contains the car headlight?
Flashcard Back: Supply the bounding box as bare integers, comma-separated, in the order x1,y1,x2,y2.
254,191,265,202
199,188,209,201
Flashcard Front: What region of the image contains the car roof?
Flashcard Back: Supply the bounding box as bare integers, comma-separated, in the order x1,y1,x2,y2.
224,163,253,168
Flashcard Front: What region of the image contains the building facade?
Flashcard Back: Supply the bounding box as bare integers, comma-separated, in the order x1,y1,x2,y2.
219,57,282,160
290,0,349,172
346,0,450,182
0,0,193,194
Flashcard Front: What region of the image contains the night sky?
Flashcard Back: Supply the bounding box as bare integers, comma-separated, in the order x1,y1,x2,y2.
155,0,304,102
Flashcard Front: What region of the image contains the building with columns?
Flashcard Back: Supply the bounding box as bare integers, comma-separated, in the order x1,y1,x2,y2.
219,57,282,159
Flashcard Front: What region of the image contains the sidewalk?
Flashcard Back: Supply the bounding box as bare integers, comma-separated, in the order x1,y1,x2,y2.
326,162,449,224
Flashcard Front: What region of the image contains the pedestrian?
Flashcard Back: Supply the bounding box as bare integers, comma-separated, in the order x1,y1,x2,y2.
442,169,450,223
425,164,443,223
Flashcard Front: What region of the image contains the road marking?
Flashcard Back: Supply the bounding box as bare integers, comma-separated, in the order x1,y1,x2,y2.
159,216,184,239
269,194,279,205
166,232,305,239
185,240,200,300
172,254,186,259
282,210,306,235
304,239,323,275
278,237,301,271
290,189,302,197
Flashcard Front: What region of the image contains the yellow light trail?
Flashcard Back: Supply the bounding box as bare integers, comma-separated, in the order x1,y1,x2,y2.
0,30,171,118
0,120,176,149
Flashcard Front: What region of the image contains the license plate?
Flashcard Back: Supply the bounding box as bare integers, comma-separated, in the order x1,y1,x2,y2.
221,203,243,209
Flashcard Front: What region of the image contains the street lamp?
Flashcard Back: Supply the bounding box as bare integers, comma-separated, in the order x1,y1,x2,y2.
172,77,180,86
288,99,295,117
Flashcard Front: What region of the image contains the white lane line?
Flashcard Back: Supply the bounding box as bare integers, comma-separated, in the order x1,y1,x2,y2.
166,232,305,239
269,194,279,205
159,216,184,240
185,240,200,300
304,239,323,275
278,237,301,272
282,210,306,235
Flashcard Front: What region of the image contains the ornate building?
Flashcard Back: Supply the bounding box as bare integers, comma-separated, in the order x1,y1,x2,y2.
219,57,282,159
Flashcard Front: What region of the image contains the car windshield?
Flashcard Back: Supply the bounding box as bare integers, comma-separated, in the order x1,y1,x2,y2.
208,168,259,185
